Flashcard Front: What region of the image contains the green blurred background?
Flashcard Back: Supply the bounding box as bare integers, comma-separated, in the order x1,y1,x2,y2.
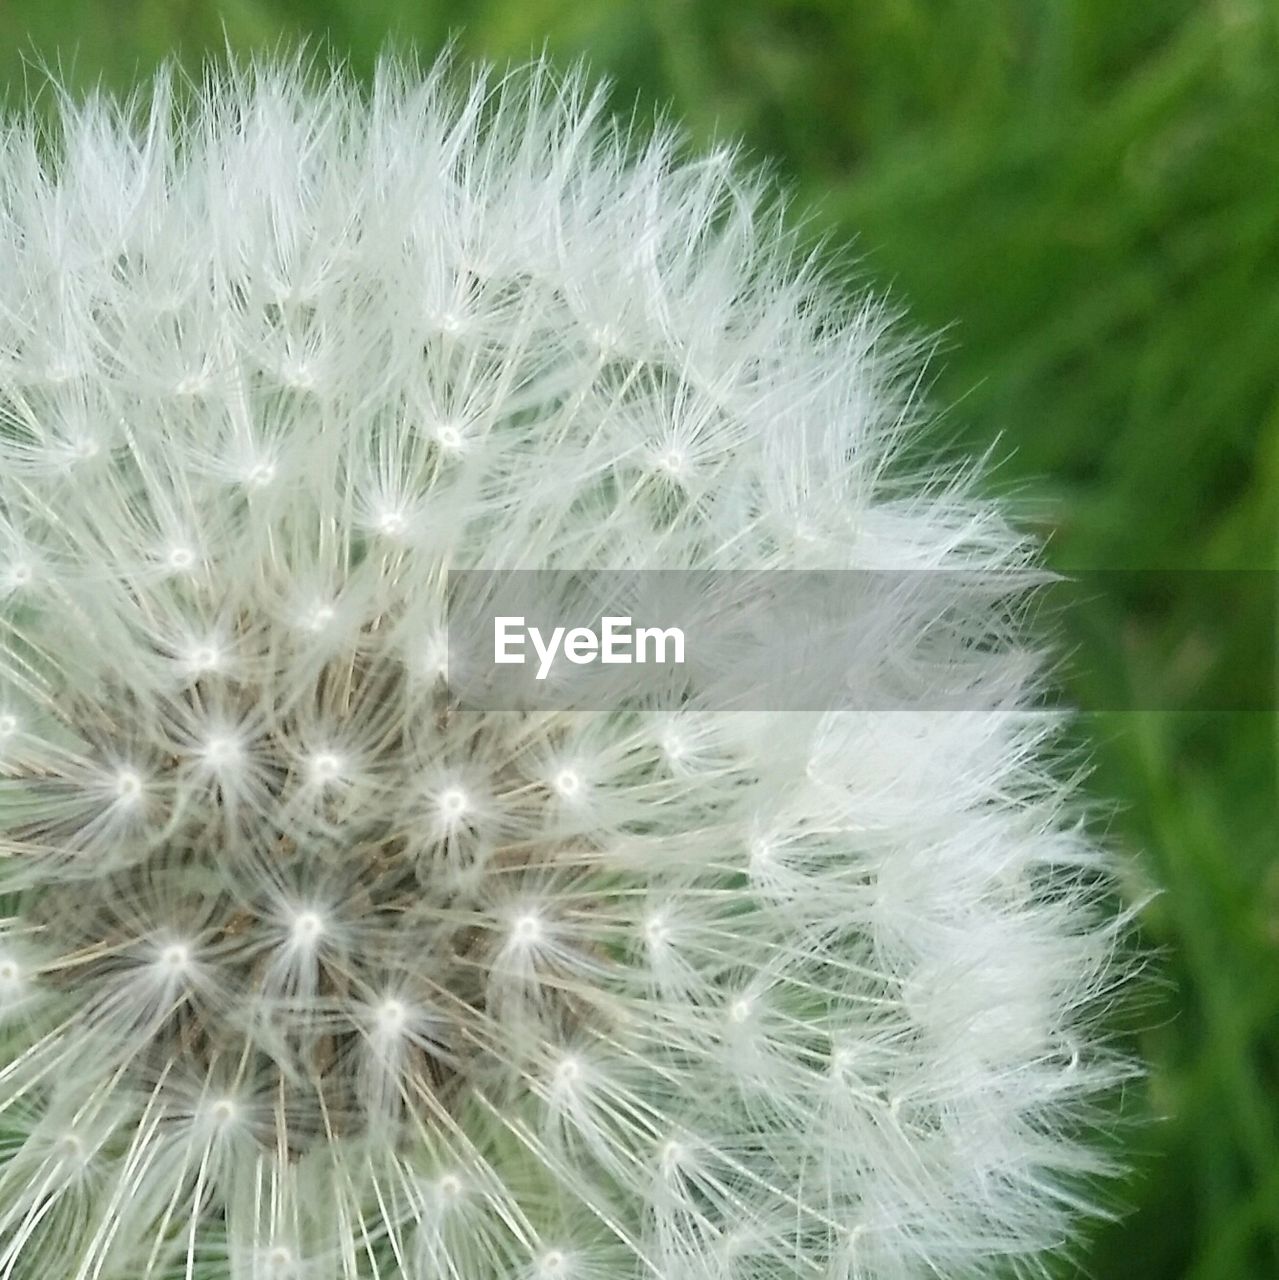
1,2,1275,1277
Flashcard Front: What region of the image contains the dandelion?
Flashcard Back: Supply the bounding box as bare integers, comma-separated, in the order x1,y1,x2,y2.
0,54,1132,1279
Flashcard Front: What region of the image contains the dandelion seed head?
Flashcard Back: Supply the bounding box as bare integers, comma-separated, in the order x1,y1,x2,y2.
0,53,1132,1280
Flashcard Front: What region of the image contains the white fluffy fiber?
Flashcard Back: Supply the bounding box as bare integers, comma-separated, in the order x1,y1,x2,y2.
0,55,1129,1280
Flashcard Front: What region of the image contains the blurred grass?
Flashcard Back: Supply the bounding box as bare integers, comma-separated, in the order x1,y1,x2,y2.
1,2,1276,1277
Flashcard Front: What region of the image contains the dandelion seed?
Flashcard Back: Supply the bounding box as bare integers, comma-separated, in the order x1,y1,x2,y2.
244,459,277,488
211,1098,238,1124
374,508,408,539
303,604,336,633
164,545,196,572
512,912,544,945
113,769,144,805
552,769,583,800
435,422,465,453
306,753,344,787
200,734,242,768
290,911,325,944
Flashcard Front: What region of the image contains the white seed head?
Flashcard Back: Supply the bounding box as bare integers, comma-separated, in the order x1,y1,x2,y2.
0,54,1132,1280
